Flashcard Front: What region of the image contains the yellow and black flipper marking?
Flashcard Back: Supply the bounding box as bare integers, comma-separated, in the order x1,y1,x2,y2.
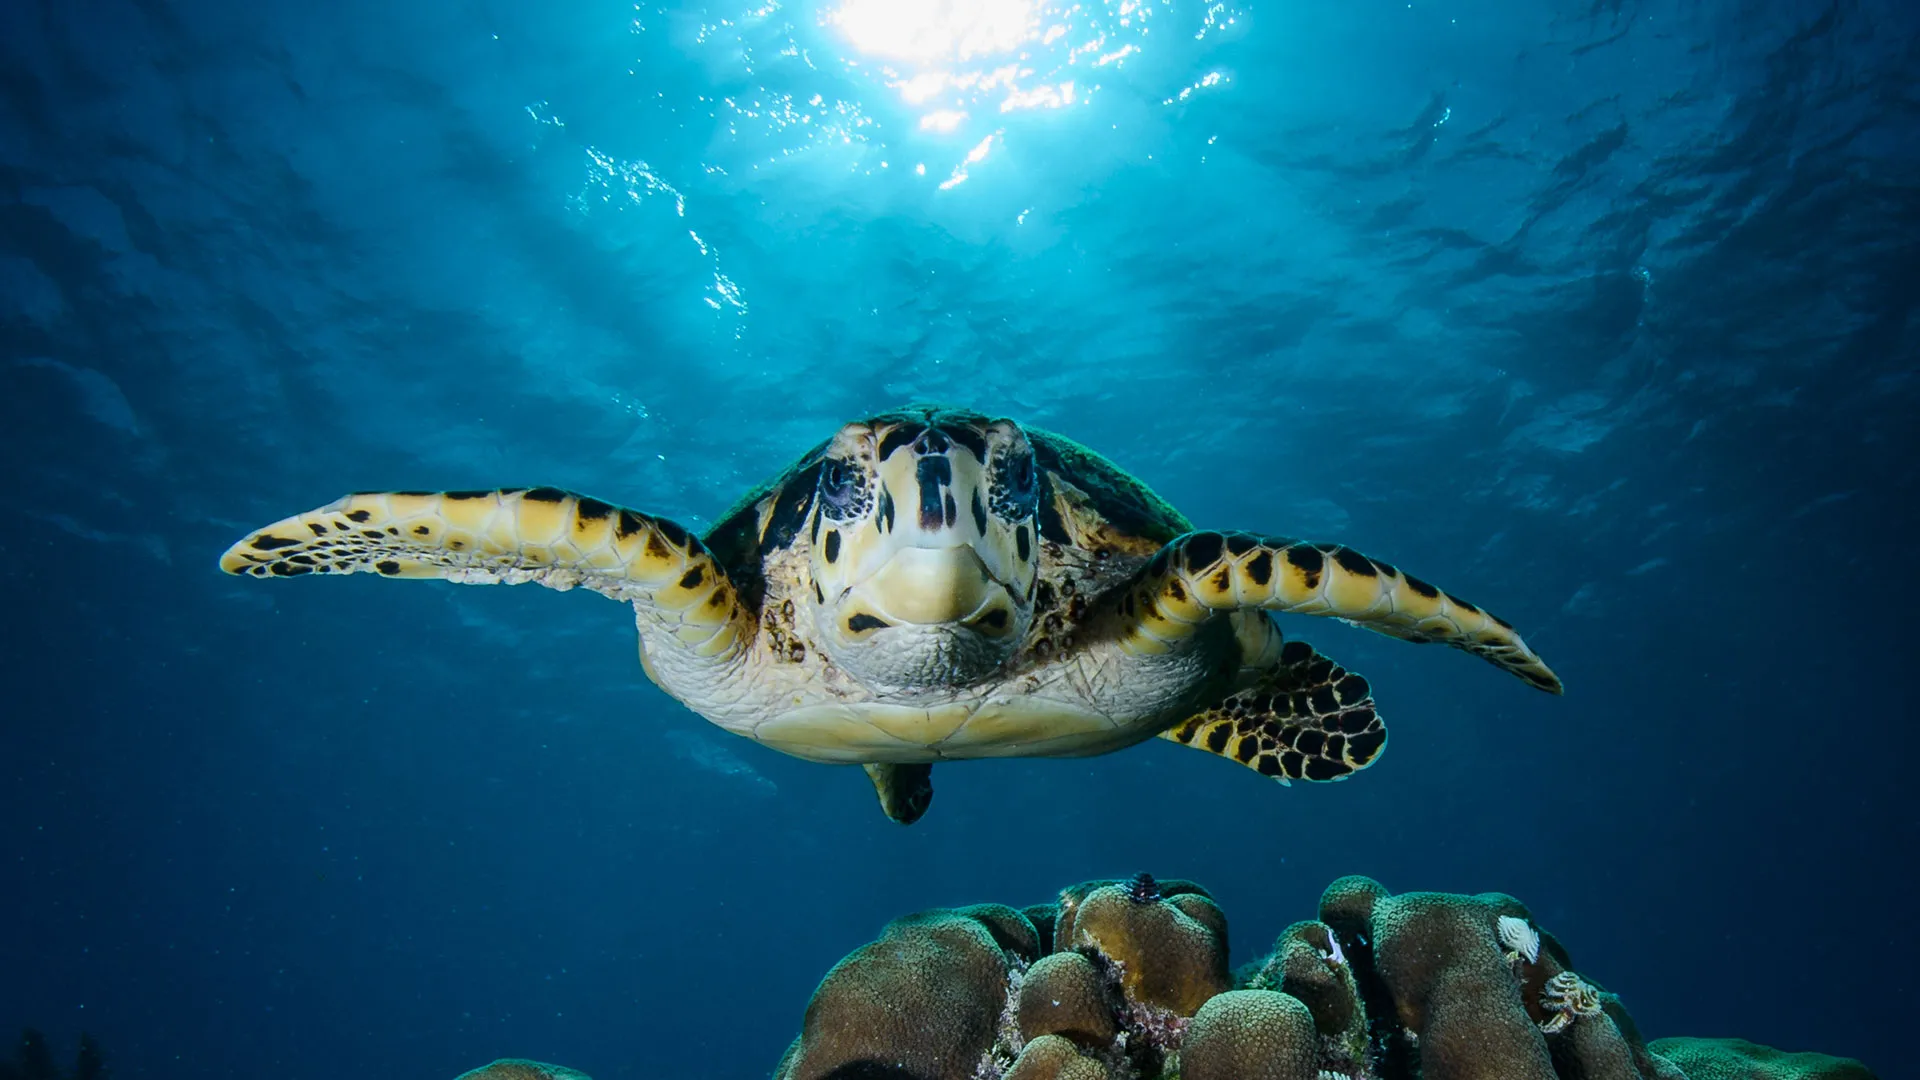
218,488,753,660
1160,637,1386,783
1119,530,1561,693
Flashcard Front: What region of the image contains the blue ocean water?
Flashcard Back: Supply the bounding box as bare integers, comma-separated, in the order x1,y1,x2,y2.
2,0,1914,1077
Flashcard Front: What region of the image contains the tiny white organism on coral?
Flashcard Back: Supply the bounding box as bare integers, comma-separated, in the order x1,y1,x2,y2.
1320,928,1348,968
1498,915,1541,965
1540,971,1604,1034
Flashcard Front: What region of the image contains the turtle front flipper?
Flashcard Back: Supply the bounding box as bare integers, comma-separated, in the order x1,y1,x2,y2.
219,488,753,661
1118,531,1562,693
1160,635,1387,783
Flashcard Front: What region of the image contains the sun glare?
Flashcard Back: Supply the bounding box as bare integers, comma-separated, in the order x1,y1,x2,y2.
825,0,1038,64
820,0,1078,149
803,0,1240,187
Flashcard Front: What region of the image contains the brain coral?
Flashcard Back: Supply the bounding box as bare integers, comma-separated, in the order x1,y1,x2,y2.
1181,990,1319,1080
1016,951,1119,1046
777,908,1018,1080
1062,881,1231,1018
1003,1034,1113,1080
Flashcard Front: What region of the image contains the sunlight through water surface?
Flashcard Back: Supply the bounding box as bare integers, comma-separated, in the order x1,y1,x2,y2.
563,0,1241,348
816,0,1241,185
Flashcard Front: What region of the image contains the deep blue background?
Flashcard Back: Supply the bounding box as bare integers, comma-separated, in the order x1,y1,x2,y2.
2,0,1914,1077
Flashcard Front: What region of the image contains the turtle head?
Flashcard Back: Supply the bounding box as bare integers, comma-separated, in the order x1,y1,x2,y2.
805,409,1041,690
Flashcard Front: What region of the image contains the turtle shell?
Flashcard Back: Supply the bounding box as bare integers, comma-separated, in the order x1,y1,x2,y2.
699,413,1192,611
1028,428,1191,555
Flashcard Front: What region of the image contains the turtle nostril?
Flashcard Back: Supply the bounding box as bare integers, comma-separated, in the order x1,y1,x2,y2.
913,429,951,456
915,454,954,530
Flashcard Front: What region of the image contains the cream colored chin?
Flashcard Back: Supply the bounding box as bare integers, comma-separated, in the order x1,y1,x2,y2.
858,547,1005,625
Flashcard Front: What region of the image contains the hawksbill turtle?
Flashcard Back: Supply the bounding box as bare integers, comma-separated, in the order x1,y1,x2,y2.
219,405,1560,823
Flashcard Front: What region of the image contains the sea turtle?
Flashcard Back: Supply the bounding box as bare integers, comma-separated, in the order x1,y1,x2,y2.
219,405,1560,824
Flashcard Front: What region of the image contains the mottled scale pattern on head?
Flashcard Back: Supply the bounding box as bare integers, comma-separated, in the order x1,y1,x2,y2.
218,488,754,659
1121,530,1562,693
1161,638,1388,783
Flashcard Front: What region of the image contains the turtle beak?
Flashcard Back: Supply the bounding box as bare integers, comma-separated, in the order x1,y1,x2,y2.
863,547,999,625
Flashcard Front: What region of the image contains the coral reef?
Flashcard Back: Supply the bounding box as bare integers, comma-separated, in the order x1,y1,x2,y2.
1064,879,1231,1018
1017,953,1118,1046
1367,886,1555,1079
1183,990,1318,1080
1003,1035,1111,1080
451,1061,591,1080
777,907,1032,1080
766,875,1879,1080
0,1030,107,1080
1240,920,1369,1070
1644,1039,1875,1080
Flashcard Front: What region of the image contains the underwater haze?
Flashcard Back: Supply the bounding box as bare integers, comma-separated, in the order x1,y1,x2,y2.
2,0,1915,1077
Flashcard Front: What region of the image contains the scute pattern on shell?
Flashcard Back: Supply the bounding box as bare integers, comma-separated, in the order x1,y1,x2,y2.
1029,429,1192,551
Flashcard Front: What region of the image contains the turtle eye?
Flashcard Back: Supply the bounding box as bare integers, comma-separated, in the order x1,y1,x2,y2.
990,449,1039,520
818,457,861,516
1010,453,1035,495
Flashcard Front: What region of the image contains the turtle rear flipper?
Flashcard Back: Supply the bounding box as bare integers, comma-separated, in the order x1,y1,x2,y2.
219,488,753,661
1160,635,1387,784
1119,531,1562,694
863,762,933,825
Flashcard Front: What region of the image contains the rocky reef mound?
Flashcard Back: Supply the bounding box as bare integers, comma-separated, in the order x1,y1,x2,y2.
763,874,1876,1080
